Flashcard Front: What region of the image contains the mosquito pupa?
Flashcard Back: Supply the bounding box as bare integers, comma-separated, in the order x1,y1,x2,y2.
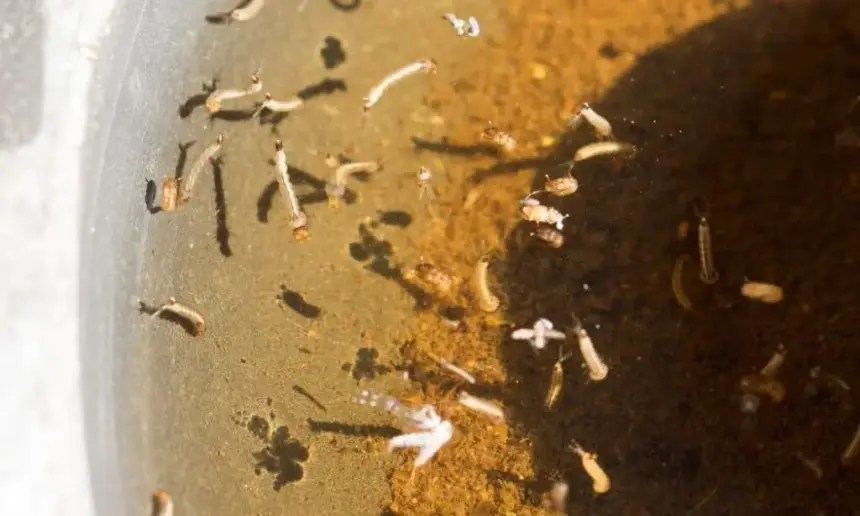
152,489,174,516
160,178,178,212
841,424,860,466
571,314,608,381
545,347,573,410
568,102,614,140
572,141,636,163
457,392,505,422
472,256,500,313
252,92,304,117
544,172,578,196
480,122,517,153
274,140,309,241
205,71,262,113
425,351,476,384
229,0,266,21
363,59,437,112
741,281,784,304
693,200,719,284
671,254,693,311
324,160,382,207
149,297,206,336
179,135,223,205
569,440,610,494
532,225,565,248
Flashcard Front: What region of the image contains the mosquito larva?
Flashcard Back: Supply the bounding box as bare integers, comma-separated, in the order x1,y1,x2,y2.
760,344,786,378
324,160,382,207
179,135,223,205
205,71,262,113
152,489,174,516
569,102,614,140
160,178,178,212
363,59,437,112
571,314,608,381
425,351,476,384
544,172,578,196
741,281,784,304
545,347,573,410
457,392,505,422
532,225,565,248
274,140,309,241
572,141,636,163
472,256,499,313
693,201,719,284
740,374,786,403
253,92,304,117
671,254,693,311
841,424,860,466
544,480,569,512
569,441,610,494
149,297,206,336
228,0,266,21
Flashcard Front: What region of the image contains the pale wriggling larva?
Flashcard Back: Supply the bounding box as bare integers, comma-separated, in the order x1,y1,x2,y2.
151,489,174,516
324,161,382,206
457,392,505,422
179,135,223,204
150,297,206,336
229,0,266,21
694,201,719,284
569,102,614,140
363,59,437,112
253,93,304,117
425,351,476,384
572,315,608,381
841,423,860,466
160,178,178,212
205,71,262,113
569,441,610,494
671,254,693,311
274,140,309,241
572,141,636,163
472,256,500,312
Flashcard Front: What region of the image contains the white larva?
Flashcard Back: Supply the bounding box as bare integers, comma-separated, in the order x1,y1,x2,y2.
472,257,500,312
569,441,610,494
573,141,636,163
205,72,262,113
274,140,309,240
324,161,382,206
152,490,174,516
569,102,614,139
253,93,304,117
229,0,266,21
572,315,608,381
457,392,505,422
741,281,783,304
150,297,206,336
427,352,476,384
179,135,223,204
363,59,437,111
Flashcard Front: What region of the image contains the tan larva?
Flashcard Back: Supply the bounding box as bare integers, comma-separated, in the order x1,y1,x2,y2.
740,374,786,403
472,256,499,312
274,140,310,241
205,71,262,113
252,93,304,117
545,348,573,410
179,135,223,205
363,59,436,111
760,345,786,378
152,489,174,516
569,441,610,494
741,281,784,304
532,225,565,248
572,315,608,381
841,424,860,466
160,178,178,212
544,172,579,196
150,297,206,336
572,141,636,163
671,254,693,311
324,161,382,207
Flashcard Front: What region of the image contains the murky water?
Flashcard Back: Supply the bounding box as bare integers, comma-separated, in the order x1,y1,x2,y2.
133,0,860,514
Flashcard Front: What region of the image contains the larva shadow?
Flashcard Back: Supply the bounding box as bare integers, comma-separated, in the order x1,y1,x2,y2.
494,2,860,514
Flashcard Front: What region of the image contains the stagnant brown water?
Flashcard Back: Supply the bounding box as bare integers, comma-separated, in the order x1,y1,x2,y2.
137,0,860,514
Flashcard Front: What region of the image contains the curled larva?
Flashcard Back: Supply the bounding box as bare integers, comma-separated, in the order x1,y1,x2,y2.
671,254,693,311
472,257,499,312
740,374,786,403
741,281,783,303
152,489,174,516
160,178,178,212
